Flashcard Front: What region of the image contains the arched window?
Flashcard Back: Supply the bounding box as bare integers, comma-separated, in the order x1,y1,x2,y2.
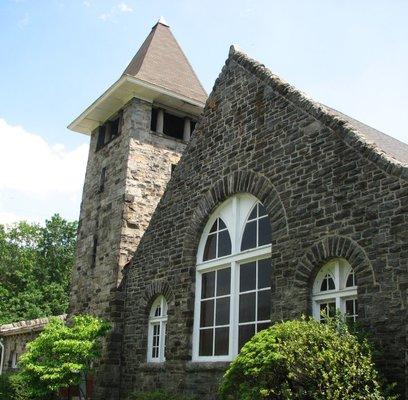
194,194,272,361
147,296,167,362
312,259,358,323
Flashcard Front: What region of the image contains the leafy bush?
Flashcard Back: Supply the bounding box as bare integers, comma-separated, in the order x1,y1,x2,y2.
128,390,195,400
220,317,397,400
16,315,110,399
0,371,29,400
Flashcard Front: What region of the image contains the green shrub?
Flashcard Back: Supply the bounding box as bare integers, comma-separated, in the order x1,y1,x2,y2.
220,317,397,400
0,371,29,400
128,389,194,400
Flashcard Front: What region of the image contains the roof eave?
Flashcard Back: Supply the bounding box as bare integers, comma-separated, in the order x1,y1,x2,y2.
68,75,206,135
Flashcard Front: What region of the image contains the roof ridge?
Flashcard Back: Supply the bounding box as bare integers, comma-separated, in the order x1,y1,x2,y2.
226,45,408,180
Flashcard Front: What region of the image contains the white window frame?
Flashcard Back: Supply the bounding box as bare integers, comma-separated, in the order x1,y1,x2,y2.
193,194,272,362
147,295,167,363
312,259,358,322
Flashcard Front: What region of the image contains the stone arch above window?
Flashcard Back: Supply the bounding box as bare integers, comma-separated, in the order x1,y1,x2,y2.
294,235,377,291
141,280,174,313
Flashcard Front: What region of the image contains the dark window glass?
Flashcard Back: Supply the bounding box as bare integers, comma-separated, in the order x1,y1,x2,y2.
241,220,257,251
96,126,105,151
238,324,255,350
258,203,268,217
110,118,120,139
346,271,355,287
258,259,271,289
199,329,213,356
214,327,229,355
151,108,158,131
203,234,216,261
328,276,335,290
200,300,214,327
346,299,356,315
216,268,231,296
321,277,327,291
201,272,215,299
248,205,257,220
215,298,230,326
218,230,231,257
257,290,271,321
209,220,218,233
240,262,256,292
258,217,272,246
257,322,270,332
239,292,256,323
218,219,226,230
163,112,184,140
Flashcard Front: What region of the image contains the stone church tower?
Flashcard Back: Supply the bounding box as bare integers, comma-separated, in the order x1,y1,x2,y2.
68,18,207,319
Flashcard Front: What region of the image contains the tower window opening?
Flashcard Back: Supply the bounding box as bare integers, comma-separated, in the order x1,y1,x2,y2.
151,107,195,141
95,113,122,152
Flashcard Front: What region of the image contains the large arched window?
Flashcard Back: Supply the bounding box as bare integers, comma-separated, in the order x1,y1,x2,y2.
147,296,168,363
312,259,358,323
193,194,272,361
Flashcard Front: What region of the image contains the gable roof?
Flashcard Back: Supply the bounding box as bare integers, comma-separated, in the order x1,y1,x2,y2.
123,19,207,105
226,45,408,177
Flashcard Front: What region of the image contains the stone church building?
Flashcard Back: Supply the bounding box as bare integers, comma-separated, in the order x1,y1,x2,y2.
2,18,408,399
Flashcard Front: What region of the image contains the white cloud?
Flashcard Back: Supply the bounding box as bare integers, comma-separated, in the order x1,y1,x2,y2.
17,13,29,29
99,2,134,21
83,0,91,7
118,2,133,12
0,119,88,198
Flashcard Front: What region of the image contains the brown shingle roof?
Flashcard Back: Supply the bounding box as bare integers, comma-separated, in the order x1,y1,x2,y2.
123,20,207,104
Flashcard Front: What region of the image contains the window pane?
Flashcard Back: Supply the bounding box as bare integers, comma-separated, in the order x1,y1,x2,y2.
218,230,232,257
215,297,230,326
240,262,256,292
199,329,213,356
346,271,355,287
239,292,256,323
200,300,214,327
241,221,257,251
346,299,356,315
328,276,335,290
258,203,268,217
238,324,255,350
214,327,229,355
248,205,257,220
201,271,215,299
209,220,218,233
218,218,227,230
258,259,271,289
257,290,271,321
216,268,231,296
258,217,272,246
203,234,216,261
257,322,270,333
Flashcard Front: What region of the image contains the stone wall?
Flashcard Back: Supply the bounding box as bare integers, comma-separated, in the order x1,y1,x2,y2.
116,48,408,399
69,98,185,318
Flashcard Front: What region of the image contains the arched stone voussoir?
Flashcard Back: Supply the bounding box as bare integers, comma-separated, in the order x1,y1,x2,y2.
140,280,175,314
293,235,377,290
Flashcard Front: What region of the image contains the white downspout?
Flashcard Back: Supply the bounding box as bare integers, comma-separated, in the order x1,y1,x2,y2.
0,339,4,375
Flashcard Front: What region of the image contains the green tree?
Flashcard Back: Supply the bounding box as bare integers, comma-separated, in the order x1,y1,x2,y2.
220,317,397,400
0,214,77,324
15,315,110,399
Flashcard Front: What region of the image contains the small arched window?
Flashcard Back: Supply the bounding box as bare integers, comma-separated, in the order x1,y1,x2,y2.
147,296,168,363
194,194,272,361
312,259,358,323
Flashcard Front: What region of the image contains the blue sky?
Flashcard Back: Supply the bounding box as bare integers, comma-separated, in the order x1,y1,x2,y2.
0,0,407,223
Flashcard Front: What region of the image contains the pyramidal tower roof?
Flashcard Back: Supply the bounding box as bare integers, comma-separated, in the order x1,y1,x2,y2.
68,18,207,135
123,19,207,104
